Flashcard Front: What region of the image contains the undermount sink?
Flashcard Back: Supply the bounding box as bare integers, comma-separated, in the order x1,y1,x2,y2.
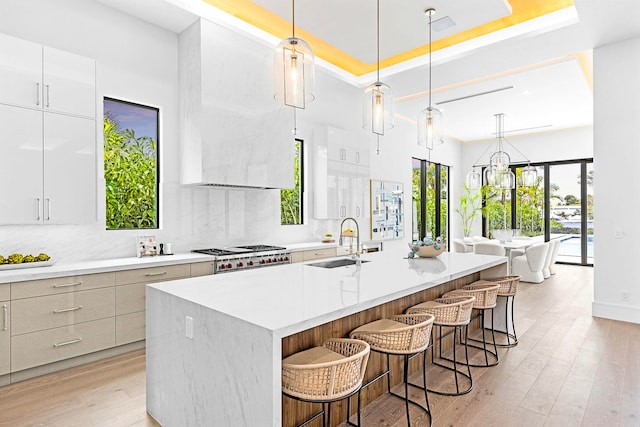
307,258,370,269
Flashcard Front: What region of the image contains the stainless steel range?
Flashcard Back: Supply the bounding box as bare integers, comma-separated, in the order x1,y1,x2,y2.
192,245,291,274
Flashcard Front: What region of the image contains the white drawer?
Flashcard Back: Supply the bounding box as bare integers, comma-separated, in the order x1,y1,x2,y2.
11,287,115,336
11,317,115,372
115,264,190,285
115,283,145,315
190,261,215,277
0,283,9,301
115,311,145,346
303,248,337,261
11,272,115,300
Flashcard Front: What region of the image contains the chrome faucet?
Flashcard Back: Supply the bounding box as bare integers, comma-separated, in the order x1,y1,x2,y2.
339,217,361,265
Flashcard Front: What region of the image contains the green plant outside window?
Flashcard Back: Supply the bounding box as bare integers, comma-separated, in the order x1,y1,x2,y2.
281,139,303,225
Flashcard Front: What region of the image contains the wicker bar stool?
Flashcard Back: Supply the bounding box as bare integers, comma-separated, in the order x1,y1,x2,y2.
406,295,475,396
486,275,520,347
349,313,435,427
443,282,500,367
282,338,370,427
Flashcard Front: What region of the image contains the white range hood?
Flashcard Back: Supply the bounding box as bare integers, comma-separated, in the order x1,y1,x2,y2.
178,18,294,189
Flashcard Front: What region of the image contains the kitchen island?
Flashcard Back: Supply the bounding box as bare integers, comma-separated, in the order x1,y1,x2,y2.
146,250,507,426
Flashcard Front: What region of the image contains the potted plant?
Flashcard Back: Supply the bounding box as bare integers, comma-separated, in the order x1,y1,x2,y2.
455,184,483,238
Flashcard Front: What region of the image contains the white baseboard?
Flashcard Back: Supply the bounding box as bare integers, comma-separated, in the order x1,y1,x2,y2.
592,301,640,324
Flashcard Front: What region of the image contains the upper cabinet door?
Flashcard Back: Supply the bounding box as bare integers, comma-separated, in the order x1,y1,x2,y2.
0,33,43,110
0,104,43,224
43,47,95,118
43,113,96,224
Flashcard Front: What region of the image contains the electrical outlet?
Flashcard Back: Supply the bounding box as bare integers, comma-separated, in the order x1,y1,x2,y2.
622,292,630,302
185,316,194,339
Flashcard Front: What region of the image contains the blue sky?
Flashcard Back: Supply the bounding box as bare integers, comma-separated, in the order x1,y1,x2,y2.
104,99,158,140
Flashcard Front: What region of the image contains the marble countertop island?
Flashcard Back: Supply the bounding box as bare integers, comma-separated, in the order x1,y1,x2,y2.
146,250,507,426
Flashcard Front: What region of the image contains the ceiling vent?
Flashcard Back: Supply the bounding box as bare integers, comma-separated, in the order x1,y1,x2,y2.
436,86,514,105
432,16,455,32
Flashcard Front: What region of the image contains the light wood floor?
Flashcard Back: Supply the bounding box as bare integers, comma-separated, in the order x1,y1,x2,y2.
1,264,638,427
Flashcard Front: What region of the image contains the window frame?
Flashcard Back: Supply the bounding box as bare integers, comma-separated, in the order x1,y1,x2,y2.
281,138,304,225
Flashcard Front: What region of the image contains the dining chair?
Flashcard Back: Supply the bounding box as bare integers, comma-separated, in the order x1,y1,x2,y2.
473,242,506,256
511,243,549,283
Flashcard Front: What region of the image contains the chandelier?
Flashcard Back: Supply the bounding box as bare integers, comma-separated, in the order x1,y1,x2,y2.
466,113,538,190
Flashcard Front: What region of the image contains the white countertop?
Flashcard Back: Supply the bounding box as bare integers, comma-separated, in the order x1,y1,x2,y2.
149,250,506,337
0,253,216,283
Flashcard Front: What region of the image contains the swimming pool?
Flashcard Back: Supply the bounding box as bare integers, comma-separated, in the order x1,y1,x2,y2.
558,235,594,257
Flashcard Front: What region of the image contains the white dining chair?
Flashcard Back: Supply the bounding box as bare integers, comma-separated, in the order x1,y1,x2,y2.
511,243,549,283
453,239,469,253
473,242,506,256
542,239,559,278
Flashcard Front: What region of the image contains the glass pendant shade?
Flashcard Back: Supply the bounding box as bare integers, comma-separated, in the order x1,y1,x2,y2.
484,165,498,187
363,82,394,135
489,150,510,171
497,169,516,190
274,37,315,109
466,169,481,190
521,165,538,187
417,106,444,149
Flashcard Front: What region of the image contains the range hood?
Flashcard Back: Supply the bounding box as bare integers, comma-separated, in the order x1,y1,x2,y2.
178,19,294,189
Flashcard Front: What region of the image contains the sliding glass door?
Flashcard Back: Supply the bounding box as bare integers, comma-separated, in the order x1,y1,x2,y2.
412,157,450,247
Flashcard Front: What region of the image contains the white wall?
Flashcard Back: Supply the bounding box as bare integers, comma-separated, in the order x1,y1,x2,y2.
592,36,640,324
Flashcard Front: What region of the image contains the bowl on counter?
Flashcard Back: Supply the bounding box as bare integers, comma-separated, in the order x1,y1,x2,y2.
408,243,445,258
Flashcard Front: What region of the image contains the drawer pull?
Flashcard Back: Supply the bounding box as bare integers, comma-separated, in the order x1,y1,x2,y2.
53,306,83,314
53,338,82,348
2,304,7,331
53,281,82,288
145,271,167,277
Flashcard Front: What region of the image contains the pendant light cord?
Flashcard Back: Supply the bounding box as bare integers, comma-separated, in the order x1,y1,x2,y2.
291,0,295,39
428,10,432,111
376,0,380,83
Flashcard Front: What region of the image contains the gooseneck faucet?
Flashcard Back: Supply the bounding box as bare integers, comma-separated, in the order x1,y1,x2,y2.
339,217,361,265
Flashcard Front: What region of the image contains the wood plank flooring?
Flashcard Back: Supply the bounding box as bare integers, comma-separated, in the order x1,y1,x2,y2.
0,264,638,427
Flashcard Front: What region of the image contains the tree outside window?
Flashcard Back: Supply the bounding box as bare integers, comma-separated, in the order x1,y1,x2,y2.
103,98,159,230
281,139,303,225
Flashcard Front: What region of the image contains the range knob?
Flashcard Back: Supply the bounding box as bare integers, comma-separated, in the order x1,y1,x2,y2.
219,264,226,270
248,260,254,266
272,258,278,263
226,263,233,269
284,256,289,261
267,258,272,263
260,259,266,264
237,262,244,267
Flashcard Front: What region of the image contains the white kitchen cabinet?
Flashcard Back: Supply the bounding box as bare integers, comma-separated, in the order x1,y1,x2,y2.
43,113,96,224
314,126,370,219
0,105,43,224
0,33,95,118
0,105,96,225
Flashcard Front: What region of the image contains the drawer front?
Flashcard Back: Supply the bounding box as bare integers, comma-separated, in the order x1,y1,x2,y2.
116,283,145,315
11,287,115,336
0,302,10,376
291,252,304,263
190,261,214,277
11,272,115,300
115,264,190,285
303,248,337,261
115,311,145,346
11,317,115,372
0,283,9,301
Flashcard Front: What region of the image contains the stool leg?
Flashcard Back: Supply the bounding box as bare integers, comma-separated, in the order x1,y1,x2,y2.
510,296,518,345
404,355,411,426
422,350,431,421
481,310,489,366
464,325,472,383
357,389,362,427
453,325,460,394
386,353,392,395
490,308,498,361
326,402,331,427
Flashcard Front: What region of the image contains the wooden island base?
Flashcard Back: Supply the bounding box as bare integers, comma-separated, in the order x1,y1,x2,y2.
282,266,504,427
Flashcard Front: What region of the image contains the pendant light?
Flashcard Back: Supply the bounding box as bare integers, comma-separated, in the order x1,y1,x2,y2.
363,0,394,136
274,0,315,109
418,8,444,149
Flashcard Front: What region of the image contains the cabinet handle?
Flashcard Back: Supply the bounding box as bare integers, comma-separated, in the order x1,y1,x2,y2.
53,338,82,348
45,198,51,220
145,271,167,277
3,305,7,331
36,198,41,221
356,206,360,218
36,82,40,106
53,281,82,288
53,306,82,314
45,84,50,107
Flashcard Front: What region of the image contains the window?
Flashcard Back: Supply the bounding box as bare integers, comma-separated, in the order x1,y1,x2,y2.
103,98,159,230
281,139,303,225
412,157,449,246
